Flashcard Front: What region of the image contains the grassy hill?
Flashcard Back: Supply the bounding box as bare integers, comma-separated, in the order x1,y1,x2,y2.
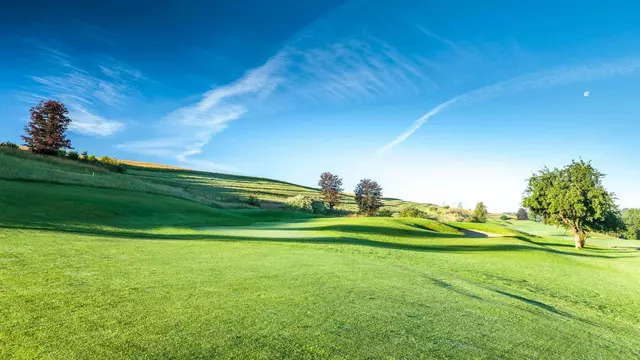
1,148,639,359
1,147,422,212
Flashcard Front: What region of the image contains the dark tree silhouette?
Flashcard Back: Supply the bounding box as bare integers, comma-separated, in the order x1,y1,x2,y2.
318,172,344,210
354,179,383,216
516,208,529,220
22,100,72,155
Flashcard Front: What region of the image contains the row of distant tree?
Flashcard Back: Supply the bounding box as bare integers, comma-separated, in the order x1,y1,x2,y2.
318,171,491,222
318,172,383,216
319,160,638,248
5,100,639,248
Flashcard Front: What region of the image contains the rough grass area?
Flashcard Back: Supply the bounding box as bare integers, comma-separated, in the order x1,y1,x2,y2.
2,180,639,359
0,148,229,207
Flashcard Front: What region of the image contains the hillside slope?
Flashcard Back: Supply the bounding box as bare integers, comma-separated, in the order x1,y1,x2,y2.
0,147,433,212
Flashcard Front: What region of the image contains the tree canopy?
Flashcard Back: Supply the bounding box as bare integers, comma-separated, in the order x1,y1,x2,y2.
622,209,640,240
318,172,343,210
471,202,488,223
522,160,625,249
22,100,72,155
354,179,383,216
516,208,529,220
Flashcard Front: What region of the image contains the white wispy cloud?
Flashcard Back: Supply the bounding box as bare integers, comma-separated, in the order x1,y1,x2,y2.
377,57,640,153
376,97,459,154
283,38,435,104
415,25,477,60
118,34,430,170
21,47,141,137
117,51,288,171
117,23,454,171
67,105,125,137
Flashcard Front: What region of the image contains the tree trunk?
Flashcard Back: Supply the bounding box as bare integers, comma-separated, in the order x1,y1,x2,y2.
573,232,586,249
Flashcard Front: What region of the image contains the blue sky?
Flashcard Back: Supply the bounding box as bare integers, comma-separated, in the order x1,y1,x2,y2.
2,0,640,211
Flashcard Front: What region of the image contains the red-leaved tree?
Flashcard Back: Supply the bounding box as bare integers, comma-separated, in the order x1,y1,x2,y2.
318,172,344,210
22,100,73,154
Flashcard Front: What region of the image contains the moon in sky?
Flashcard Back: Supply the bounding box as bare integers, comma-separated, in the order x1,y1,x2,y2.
584,91,590,97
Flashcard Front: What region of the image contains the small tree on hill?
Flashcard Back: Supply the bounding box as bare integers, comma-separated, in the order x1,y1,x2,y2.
354,179,383,216
523,160,625,249
318,172,343,210
471,202,488,223
22,100,72,155
516,208,529,220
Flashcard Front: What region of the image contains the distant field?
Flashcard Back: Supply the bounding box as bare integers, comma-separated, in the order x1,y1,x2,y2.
119,159,186,170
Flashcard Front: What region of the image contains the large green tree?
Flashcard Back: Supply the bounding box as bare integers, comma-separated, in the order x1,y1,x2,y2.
318,172,343,210
622,209,640,240
522,160,625,249
354,179,383,216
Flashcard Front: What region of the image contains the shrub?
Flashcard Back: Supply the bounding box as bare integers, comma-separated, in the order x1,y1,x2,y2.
67,150,79,160
516,208,529,220
113,164,127,173
246,194,261,207
0,141,19,149
56,149,68,157
499,215,509,221
284,195,314,213
440,212,466,222
377,208,394,217
80,150,88,160
87,154,97,162
99,156,118,166
470,202,488,223
97,156,126,173
399,205,425,218
311,200,326,214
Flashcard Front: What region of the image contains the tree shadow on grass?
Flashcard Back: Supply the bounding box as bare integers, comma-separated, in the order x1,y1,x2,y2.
490,289,601,327
458,230,490,238
1,223,634,259
253,224,464,239
226,222,635,259
493,289,572,318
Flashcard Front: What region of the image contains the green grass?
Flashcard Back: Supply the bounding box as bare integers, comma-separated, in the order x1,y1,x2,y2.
0,147,442,213
0,148,230,208
503,220,630,246
2,179,640,359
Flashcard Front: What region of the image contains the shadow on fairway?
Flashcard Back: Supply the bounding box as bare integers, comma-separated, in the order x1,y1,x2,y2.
1,222,634,259
249,224,464,239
